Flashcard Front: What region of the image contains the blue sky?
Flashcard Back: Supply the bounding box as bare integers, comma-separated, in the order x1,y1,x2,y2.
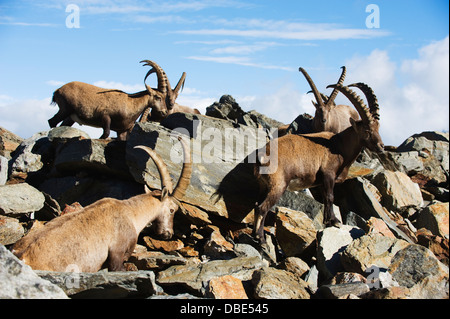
0,0,448,146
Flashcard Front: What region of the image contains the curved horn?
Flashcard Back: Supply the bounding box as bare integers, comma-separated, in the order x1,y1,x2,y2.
327,84,374,125
326,66,346,108
172,136,192,200
134,145,174,194
140,60,168,94
299,67,324,109
348,82,380,121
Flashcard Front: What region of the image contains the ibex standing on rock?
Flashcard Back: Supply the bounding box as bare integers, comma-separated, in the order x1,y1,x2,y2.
253,83,384,244
12,137,192,272
48,60,187,141
300,66,360,134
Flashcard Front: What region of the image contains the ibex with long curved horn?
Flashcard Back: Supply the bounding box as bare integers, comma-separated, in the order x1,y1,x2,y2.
48,60,175,141
253,83,383,244
139,60,200,123
300,66,360,133
12,136,192,272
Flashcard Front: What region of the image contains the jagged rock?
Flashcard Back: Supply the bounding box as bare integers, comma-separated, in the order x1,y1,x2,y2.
203,225,235,259
329,272,367,285
0,155,7,185
53,138,129,179
0,183,45,217
316,225,365,280
415,201,449,238
143,236,184,253
0,216,24,245
0,126,23,159
371,170,423,210
36,269,162,299
0,244,68,299
334,177,415,243
361,286,411,299
279,257,310,279
416,228,449,266
341,233,410,274
275,207,317,257
156,256,266,295
315,282,370,299
389,244,449,299
127,114,269,223
366,217,396,238
126,250,192,271
206,275,248,299
396,131,449,186
252,267,310,299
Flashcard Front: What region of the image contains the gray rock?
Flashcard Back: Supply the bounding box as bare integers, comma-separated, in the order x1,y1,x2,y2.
252,267,310,299
389,244,449,299
0,183,45,217
316,225,365,280
36,269,162,299
0,244,68,299
371,170,423,210
156,256,266,295
127,114,270,223
315,282,370,299
341,233,410,274
0,215,24,245
0,155,7,185
275,207,317,257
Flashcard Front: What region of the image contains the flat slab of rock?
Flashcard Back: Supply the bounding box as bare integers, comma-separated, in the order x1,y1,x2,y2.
0,183,45,217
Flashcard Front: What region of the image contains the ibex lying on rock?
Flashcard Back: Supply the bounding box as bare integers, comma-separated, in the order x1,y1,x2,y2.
48,60,175,141
253,83,383,244
140,60,200,123
12,137,192,272
300,66,360,133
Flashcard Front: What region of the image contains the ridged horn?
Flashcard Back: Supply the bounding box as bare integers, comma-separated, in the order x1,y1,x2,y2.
326,66,346,108
140,60,168,94
299,67,324,109
172,136,192,200
327,84,374,125
134,145,173,194
348,82,380,121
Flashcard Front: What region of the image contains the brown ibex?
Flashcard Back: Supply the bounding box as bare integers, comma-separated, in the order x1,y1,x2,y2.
253,83,384,244
48,60,176,141
12,137,192,272
140,60,201,123
300,66,360,133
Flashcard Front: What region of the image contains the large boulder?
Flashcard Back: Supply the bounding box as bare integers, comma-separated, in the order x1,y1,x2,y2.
126,113,270,223
0,244,68,299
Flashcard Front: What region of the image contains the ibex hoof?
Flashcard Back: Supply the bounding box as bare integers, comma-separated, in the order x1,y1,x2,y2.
324,219,342,228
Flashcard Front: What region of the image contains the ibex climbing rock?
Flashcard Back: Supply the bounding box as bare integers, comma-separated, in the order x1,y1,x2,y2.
12,137,192,272
253,83,384,244
48,60,180,141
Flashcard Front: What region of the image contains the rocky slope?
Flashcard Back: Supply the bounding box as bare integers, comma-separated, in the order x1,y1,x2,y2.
0,95,448,299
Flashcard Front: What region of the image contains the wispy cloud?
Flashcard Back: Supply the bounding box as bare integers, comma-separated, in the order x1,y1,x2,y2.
0,16,56,27
187,56,295,71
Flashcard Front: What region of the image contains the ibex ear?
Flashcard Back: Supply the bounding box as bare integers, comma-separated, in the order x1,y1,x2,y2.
350,118,358,131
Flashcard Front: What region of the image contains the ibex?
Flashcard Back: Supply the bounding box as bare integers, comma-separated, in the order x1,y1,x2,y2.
48,60,178,141
12,137,192,272
300,66,360,133
140,60,201,123
253,83,384,244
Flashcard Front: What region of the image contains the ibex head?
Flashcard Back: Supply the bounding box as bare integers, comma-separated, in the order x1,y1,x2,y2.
327,83,384,153
299,66,346,132
140,60,186,121
134,136,192,239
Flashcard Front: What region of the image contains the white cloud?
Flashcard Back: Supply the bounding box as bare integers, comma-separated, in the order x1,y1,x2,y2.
345,37,449,146
187,55,294,71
